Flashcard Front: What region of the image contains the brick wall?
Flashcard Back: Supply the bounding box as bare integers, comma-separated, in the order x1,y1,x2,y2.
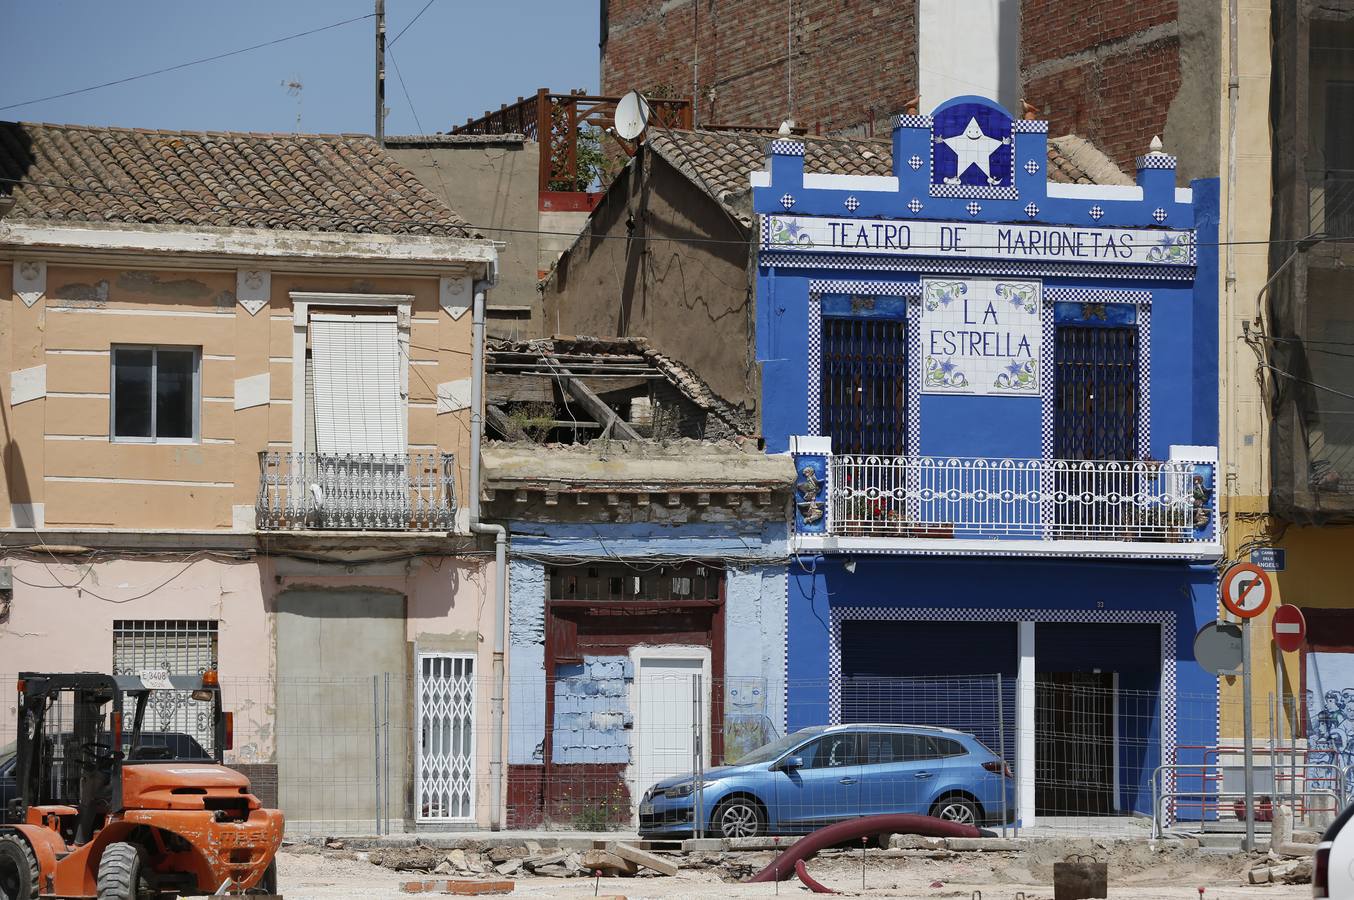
1019,0,1181,175
601,0,918,134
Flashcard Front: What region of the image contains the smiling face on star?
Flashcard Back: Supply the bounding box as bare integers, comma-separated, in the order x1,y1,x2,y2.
964,118,985,139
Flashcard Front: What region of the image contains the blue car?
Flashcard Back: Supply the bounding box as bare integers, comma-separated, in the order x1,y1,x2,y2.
638,723,1015,839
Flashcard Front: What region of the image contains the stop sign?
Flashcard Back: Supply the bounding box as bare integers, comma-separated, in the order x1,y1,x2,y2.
1272,604,1307,653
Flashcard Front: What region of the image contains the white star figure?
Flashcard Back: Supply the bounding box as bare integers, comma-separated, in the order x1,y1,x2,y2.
936,117,1010,186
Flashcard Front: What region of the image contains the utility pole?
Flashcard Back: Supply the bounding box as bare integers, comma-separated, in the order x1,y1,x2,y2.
375,0,386,145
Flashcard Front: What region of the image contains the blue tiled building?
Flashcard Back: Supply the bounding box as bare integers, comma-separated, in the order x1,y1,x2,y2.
752,97,1221,826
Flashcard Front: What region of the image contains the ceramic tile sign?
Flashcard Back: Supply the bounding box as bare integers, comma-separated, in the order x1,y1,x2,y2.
919,277,1041,396
761,216,1196,267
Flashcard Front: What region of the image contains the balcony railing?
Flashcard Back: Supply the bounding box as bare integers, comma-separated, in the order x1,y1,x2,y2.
826,455,1212,543
256,452,456,531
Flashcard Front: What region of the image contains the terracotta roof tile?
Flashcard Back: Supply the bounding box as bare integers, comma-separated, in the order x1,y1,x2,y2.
645,128,1132,223
0,121,470,236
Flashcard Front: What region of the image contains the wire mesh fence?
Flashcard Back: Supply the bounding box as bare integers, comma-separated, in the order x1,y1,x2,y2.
0,672,1344,839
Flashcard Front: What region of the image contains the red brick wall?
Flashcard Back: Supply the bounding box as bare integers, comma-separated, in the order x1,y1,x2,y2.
1020,0,1181,174
601,0,917,134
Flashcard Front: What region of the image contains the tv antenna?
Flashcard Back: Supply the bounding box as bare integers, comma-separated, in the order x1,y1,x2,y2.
613,90,651,141
281,78,304,131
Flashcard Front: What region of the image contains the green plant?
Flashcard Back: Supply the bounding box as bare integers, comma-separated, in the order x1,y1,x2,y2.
548,120,610,192
568,786,629,831
506,402,558,443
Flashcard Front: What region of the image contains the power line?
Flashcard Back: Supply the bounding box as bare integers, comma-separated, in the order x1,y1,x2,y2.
1263,364,1354,402
390,0,438,46
0,14,375,113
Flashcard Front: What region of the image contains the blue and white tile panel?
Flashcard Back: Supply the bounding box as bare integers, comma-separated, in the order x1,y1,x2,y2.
1138,303,1153,460
1044,287,1152,305
770,140,806,156
1012,119,1049,133
930,183,1020,200
807,293,823,434
894,114,934,129
808,279,922,297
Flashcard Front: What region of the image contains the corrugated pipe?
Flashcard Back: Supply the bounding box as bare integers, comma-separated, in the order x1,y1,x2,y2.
469,278,508,831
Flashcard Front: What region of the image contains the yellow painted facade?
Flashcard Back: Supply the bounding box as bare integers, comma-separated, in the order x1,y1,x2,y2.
0,261,476,531
1216,0,1354,740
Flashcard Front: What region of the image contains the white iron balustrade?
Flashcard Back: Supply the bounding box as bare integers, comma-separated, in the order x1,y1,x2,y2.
256,451,456,531
829,455,1205,542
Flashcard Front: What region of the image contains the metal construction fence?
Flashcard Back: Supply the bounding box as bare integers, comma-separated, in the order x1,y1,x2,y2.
0,673,1341,838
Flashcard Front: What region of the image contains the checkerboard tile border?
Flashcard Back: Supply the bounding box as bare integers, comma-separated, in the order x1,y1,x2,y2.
760,253,1197,281
1137,153,1178,170
1013,119,1049,134
1040,299,1056,462
1045,288,1152,305
823,604,1179,815
807,293,823,434
770,140,806,156
930,182,1020,200
894,114,934,129
1138,302,1153,460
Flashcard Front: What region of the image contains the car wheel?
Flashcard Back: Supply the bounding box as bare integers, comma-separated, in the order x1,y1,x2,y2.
712,796,765,839
931,795,979,826
0,834,41,900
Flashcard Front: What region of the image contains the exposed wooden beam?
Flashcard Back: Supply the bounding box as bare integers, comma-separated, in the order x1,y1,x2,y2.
544,357,643,440
485,404,529,441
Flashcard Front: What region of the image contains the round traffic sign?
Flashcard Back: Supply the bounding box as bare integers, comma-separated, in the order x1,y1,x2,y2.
1194,620,1244,675
1221,562,1273,619
1272,604,1307,653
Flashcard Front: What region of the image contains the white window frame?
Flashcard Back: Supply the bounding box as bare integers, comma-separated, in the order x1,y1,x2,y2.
109,344,202,444
289,292,413,450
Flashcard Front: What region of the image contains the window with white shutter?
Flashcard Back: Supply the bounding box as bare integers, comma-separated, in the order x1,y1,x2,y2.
309,313,405,454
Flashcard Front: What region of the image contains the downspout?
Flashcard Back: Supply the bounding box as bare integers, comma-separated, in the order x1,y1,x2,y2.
469,277,508,831
1224,0,1239,549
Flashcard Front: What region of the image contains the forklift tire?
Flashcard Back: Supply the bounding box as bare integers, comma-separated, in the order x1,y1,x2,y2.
248,859,278,894
96,842,155,900
0,834,41,900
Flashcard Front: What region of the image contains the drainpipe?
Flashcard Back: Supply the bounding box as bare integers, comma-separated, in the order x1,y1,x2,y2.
469,276,508,831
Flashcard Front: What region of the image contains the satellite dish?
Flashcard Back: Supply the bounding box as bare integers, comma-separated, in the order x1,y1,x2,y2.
614,90,652,141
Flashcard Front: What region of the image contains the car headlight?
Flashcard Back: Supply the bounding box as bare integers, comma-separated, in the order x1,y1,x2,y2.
665,779,715,798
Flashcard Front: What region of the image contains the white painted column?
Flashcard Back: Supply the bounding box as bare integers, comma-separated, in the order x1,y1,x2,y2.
1018,620,1036,828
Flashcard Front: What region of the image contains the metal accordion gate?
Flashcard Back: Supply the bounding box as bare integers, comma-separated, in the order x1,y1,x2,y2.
415,652,476,822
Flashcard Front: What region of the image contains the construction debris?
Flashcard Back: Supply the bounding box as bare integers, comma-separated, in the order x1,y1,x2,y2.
400,879,514,895
611,842,680,876
1247,858,1313,885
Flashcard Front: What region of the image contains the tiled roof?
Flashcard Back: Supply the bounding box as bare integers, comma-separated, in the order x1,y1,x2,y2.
0,121,471,236
645,128,1133,225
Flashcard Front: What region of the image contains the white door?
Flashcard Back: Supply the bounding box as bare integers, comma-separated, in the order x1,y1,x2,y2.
633,656,706,812
416,653,475,822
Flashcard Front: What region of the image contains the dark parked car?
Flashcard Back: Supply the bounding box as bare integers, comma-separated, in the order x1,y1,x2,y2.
639,723,1014,839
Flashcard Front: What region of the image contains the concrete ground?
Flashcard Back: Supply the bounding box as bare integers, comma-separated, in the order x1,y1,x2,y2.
275,840,1311,899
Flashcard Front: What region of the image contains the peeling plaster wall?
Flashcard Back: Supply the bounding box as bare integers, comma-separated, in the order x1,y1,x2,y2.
507,558,547,765
723,566,788,758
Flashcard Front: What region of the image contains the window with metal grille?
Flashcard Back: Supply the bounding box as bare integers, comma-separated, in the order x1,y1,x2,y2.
549,563,721,602
1054,325,1139,461
112,620,219,751
820,315,909,456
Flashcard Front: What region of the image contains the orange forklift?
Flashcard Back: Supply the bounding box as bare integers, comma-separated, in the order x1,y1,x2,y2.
0,672,283,898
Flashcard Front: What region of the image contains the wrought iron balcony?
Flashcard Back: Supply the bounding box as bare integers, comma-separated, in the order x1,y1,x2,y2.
256,452,456,531
809,454,1215,545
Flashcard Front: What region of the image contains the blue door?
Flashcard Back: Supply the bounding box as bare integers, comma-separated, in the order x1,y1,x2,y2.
774,733,862,830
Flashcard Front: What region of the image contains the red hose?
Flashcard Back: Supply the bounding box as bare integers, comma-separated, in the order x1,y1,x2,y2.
795,859,837,893
748,814,982,883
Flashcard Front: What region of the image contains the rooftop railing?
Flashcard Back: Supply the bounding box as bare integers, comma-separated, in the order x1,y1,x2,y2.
256,452,456,532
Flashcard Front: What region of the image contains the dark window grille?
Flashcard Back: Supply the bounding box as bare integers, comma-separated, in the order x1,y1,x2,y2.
820,316,908,456
1054,325,1138,461
548,563,721,602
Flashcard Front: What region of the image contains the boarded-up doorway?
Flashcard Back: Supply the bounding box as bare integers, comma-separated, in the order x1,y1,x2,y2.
274,591,408,830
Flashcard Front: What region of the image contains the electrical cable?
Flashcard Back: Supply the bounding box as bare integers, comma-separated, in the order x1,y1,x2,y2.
0,14,375,112
390,0,438,46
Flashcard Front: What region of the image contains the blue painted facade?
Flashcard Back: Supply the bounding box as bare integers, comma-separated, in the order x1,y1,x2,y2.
752,97,1221,823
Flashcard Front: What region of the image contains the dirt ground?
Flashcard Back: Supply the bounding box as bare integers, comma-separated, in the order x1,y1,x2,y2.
275,842,1314,899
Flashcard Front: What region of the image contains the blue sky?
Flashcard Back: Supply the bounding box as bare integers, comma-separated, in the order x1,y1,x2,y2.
2,2,600,135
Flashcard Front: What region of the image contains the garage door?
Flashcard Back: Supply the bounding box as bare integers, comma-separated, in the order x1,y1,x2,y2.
840,621,1017,764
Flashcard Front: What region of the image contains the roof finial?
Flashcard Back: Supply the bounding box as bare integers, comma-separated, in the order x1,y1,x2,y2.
1149,135,1165,154
904,95,920,116
1020,98,1039,120
778,120,794,136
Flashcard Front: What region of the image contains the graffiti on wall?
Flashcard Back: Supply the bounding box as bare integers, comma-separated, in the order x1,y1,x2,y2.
1305,651,1354,787
725,677,779,762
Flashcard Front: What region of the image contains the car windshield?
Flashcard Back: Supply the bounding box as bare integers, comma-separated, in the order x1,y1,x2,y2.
0,739,14,771
123,731,212,762
734,727,827,766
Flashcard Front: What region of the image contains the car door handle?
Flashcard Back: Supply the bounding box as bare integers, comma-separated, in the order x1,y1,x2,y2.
914,771,934,779
839,777,858,785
